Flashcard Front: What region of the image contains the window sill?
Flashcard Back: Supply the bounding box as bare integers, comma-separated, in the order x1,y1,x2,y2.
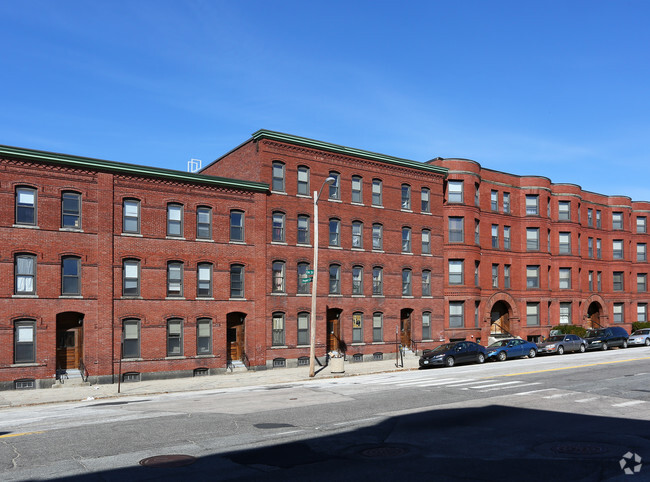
165,356,186,360
421,212,432,215
296,243,312,248
196,354,215,358
328,294,343,297
351,247,365,251
372,205,384,209
351,343,366,346
372,249,385,253
195,238,215,243
271,345,288,349
271,190,288,195
13,294,38,298
11,363,39,367
271,241,288,245
401,209,413,213
166,236,185,240
402,295,414,299
59,295,83,299
422,253,432,257
121,296,143,300
229,297,247,301
351,294,365,297
270,292,288,296
59,228,83,232
196,297,214,300
297,194,311,199
371,342,385,345
296,292,311,296
13,224,39,229
229,241,246,245
327,199,342,203
351,202,365,207
402,252,413,255
165,297,185,300
372,295,384,298
328,246,343,250
121,358,143,361
121,232,143,237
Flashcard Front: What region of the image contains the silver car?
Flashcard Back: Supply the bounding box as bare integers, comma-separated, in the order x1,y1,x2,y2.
628,329,650,347
537,334,587,355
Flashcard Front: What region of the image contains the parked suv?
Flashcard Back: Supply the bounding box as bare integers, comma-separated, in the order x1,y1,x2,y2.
584,327,629,350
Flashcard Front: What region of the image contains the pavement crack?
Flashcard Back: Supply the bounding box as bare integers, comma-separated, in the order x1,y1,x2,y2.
2,441,20,469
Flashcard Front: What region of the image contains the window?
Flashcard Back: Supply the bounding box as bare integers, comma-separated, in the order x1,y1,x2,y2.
475,261,480,286
588,237,594,258
272,212,285,242
637,216,647,234
167,319,183,356
297,312,310,345
351,176,363,204
195,263,212,297
422,229,431,254
475,183,480,207
61,256,81,295
167,204,183,237
373,312,383,342
272,313,285,346
448,180,463,203
123,259,140,296
230,264,244,298
638,243,647,262
525,195,539,215
558,201,570,221
14,320,36,363
329,218,341,247
613,271,624,291
560,302,571,324
548,229,552,253
449,217,464,243
503,226,511,250
475,220,480,245
587,208,593,227
352,312,363,343
449,301,464,328
596,210,602,228
559,232,571,255
16,186,37,226
526,227,539,251
527,265,540,289
122,319,140,359
638,273,647,292
526,303,540,326
503,192,511,214
197,318,212,355
352,266,363,295
596,239,602,258
597,271,602,291
372,224,383,250
422,312,431,340
612,212,623,230
638,304,648,322
271,261,286,293
167,262,183,297
589,271,594,291
559,268,571,289
421,188,430,213
401,184,411,210
297,215,310,244
504,265,511,289
352,221,363,249
61,191,81,229
422,270,431,296
449,260,463,285
297,166,310,196
402,269,412,296
547,198,551,218
491,225,499,249
14,254,36,295
272,161,285,192
491,190,498,211
328,171,340,200
230,210,244,242
613,239,624,259
402,227,412,253
123,199,140,234
297,262,311,294
372,267,383,295
196,206,212,239
372,179,382,206
492,264,499,288
329,264,341,294
613,303,624,323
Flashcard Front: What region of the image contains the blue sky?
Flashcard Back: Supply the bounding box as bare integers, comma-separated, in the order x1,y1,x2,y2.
2,1,649,200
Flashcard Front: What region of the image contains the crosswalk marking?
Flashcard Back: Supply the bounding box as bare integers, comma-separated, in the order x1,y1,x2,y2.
612,400,646,407
574,397,600,403
476,382,541,392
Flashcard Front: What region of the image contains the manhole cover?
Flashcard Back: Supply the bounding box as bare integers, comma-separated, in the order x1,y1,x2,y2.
551,444,608,456
139,455,197,468
359,446,409,458
254,423,295,429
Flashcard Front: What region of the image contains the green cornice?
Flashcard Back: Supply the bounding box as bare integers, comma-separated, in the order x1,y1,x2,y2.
0,144,269,192
251,129,448,176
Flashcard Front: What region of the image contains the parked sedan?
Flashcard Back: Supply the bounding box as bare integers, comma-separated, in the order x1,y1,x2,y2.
628,329,650,347
486,338,538,361
537,334,587,355
419,341,487,368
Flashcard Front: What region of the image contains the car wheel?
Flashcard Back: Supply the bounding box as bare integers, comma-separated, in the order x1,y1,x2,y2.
528,348,536,358
497,351,507,362
602,342,608,351
645,338,650,346
579,344,586,353
557,346,565,355
445,356,455,367
477,353,485,364
622,340,628,349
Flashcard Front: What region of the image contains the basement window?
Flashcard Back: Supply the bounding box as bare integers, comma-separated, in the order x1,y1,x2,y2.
14,378,35,390
122,372,140,383
273,358,286,368
352,353,363,363
373,352,383,361
297,357,309,366
193,367,209,377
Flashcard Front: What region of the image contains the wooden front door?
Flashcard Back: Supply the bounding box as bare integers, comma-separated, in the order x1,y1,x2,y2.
590,311,600,329
327,312,340,353
227,323,244,361
400,311,411,347
56,327,81,371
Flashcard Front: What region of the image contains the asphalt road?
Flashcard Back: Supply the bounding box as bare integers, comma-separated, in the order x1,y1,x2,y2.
1,348,650,481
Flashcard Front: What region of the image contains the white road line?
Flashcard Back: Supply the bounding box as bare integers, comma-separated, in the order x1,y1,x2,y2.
543,393,573,399
612,400,646,407
468,381,522,389
275,430,305,436
479,382,541,392
574,397,600,403
513,388,559,396
382,378,465,386
332,417,381,427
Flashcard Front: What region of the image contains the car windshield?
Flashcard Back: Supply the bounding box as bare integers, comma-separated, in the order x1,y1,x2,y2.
586,329,604,337
429,343,454,353
632,330,650,335
545,335,564,342
488,340,510,347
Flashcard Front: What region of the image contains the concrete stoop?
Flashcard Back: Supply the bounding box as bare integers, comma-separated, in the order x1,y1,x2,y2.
53,369,90,388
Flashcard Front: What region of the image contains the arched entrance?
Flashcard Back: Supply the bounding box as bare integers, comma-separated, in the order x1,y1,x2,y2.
326,308,343,353
587,302,602,328
56,312,84,374
400,308,413,348
490,301,512,335
227,312,246,362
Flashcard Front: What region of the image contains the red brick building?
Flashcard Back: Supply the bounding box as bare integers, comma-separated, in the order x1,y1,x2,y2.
430,157,650,344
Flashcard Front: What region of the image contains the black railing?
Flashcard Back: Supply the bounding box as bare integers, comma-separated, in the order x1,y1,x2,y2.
79,359,88,383
241,351,250,369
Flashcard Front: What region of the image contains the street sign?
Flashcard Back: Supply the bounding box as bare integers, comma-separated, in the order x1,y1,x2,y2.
306,269,314,275
301,277,313,283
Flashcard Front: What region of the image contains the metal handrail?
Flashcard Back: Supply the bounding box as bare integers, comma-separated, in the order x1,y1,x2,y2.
79,359,88,383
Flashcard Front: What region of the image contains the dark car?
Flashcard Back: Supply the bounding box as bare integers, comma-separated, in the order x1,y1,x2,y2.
537,334,587,355
419,341,487,368
584,326,629,351
487,338,538,361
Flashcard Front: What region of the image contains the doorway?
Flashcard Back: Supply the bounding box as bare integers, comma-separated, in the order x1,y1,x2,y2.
56,312,84,373
587,302,602,328
326,308,342,353
400,309,413,348
227,312,246,362
490,301,511,335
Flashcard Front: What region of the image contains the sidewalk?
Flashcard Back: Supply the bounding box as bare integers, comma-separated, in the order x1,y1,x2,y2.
0,355,420,409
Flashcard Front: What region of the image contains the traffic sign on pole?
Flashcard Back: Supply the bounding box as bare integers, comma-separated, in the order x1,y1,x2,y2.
306,269,314,275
